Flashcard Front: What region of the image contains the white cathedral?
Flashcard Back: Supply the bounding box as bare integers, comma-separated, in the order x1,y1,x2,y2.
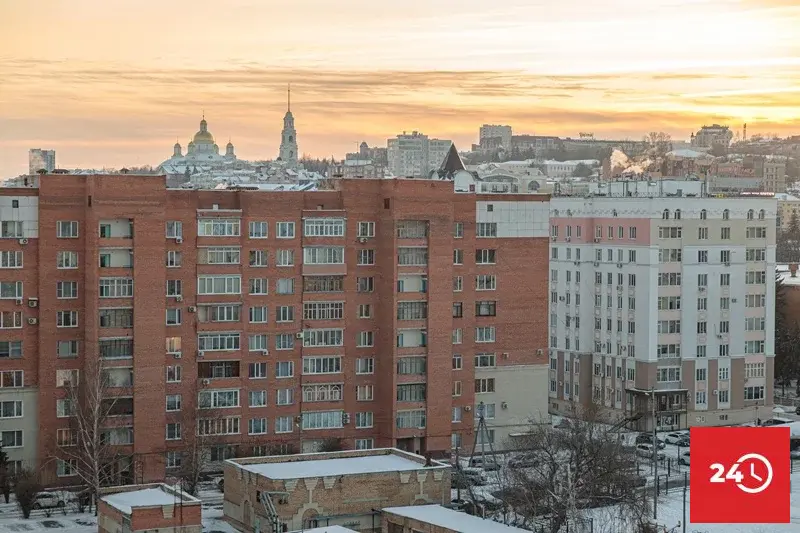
158,87,300,181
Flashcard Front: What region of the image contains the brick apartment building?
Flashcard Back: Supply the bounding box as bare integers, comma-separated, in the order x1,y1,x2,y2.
0,173,550,485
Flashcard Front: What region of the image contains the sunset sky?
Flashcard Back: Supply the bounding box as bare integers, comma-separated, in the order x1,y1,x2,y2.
1,0,800,176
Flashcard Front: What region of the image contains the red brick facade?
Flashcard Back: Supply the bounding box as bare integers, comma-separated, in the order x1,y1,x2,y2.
0,175,549,485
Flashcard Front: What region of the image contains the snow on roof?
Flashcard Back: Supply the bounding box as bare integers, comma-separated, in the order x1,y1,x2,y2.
233,449,448,480
383,505,531,533
101,486,197,514
667,149,711,159
289,527,357,533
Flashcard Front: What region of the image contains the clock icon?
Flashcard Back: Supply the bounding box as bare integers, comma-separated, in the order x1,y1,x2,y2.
733,453,773,494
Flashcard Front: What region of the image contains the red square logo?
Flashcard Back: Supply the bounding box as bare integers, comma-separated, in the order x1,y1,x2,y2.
690,426,790,523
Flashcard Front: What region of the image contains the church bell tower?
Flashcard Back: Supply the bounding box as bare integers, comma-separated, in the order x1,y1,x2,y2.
278,84,298,166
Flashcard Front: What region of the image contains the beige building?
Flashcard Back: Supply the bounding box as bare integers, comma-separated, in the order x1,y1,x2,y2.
223,448,451,533
763,160,787,193
776,193,800,230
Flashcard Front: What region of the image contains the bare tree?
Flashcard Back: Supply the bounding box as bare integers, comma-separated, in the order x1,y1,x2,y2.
318,437,345,452
642,132,672,157
56,359,123,514
495,402,650,533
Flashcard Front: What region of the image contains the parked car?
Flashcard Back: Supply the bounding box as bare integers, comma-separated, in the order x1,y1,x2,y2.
664,432,688,445
507,454,540,468
636,444,666,461
467,456,501,471
762,417,792,426
32,492,66,509
452,466,487,486
679,451,690,466
635,434,666,449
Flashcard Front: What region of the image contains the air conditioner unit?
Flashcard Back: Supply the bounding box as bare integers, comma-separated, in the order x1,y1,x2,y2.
261,350,269,356
536,349,543,355
27,317,37,325
14,298,22,305
551,236,557,242
175,295,183,302
175,237,183,244
27,298,38,308
501,401,508,409
295,332,304,339
731,298,737,303
712,389,718,395
593,262,599,267
18,238,28,245
616,263,623,268
188,306,196,312
358,237,368,243
558,296,565,302
565,237,571,242
594,238,600,243
464,405,472,412
342,413,351,424
724,261,730,267
172,352,182,359
197,350,205,357
201,378,211,385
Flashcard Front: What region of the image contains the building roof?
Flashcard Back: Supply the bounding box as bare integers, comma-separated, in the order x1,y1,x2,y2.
101,485,199,514
290,526,355,533
383,505,532,533
230,448,448,480
440,143,465,173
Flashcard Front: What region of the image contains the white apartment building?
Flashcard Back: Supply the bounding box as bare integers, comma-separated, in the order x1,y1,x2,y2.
548,183,776,431
387,132,453,178
28,149,56,174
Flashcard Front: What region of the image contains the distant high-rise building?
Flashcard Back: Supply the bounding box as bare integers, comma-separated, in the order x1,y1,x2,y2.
28,149,55,174
479,124,512,151
386,131,453,178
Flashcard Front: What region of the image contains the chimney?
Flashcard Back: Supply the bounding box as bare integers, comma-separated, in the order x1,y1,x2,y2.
790,264,798,278
424,453,432,467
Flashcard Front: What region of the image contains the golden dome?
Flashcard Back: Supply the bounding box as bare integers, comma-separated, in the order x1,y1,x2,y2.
192,118,215,144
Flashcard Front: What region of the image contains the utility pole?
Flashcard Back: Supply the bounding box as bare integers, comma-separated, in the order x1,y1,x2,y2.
682,471,687,533
651,388,658,521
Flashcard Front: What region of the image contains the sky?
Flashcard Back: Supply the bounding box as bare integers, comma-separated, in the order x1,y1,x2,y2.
1,0,800,176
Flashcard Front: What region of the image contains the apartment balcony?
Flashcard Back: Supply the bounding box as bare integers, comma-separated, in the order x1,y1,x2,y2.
98,219,134,248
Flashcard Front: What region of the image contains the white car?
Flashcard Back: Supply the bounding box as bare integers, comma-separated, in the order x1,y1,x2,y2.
679,451,690,466
636,444,665,461
32,492,66,509
664,432,688,445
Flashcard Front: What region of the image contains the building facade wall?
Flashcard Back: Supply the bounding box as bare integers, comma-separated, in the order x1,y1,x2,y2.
547,197,776,429
0,175,550,485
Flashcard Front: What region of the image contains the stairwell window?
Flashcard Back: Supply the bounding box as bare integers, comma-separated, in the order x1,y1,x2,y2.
57,311,78,328
57,251,78,269
57,221,79,238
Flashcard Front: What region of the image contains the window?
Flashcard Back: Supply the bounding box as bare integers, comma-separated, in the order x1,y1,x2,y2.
166,250,181,267
166,395,182,411
656,367,681,382
56,459,77,477
0,222,23,238
696,368,707,381
166,308,181,326
55,341,79,361
358,304,372,318
198,275,241,295
356,357,374,374
697,250,708,263
658,249,682,263
249,306,268,323
166,365,182,383
476,223,498,238
0,401,22,419
166,423,182,440
0,251,22,269
198,333,240,351
203,247,240,265
275,249,294,267
452,328,462,344
475,301,496,317
198,218,240,237
99,278,133,298
475,249,496,264
453,249,463,265
746,248,766,262
249,250,268,267
744,386,765,401
57,311,78,328
166,280,182,297
745,362,765,378
0,370,23,387
57,221,79,238
275,416,293,433
746,226,767,239
275,361,294,378
276,388,294,405
357,221,375,237
304,218,345,237
452,303,463,318
53,281,77,302
166,221,182,238
453,222,464,238
476,327,496,343
357,277,374,293
275,334,295,351
302,410,344,430
198,389,240,409
57,251,78,269
249,221,268,238
303,383,343,403
249,362,267,378
358,249,376,265
475,353,496,368
658,227,682,239
357,331,374,347
396,410,426,429
475,378,495,393
275,278,294,295
476,275,497,291
275,305,294,322
304,246,344,264
249,334,268,352
303,329,343,347
0,312,21,329
246,277,267,296
303,356,342,374
718,390,729,403
248,418,267,435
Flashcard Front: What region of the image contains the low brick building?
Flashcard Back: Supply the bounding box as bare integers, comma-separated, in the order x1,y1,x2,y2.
382,505,530,533
98,483,202,533
223,448,450,532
